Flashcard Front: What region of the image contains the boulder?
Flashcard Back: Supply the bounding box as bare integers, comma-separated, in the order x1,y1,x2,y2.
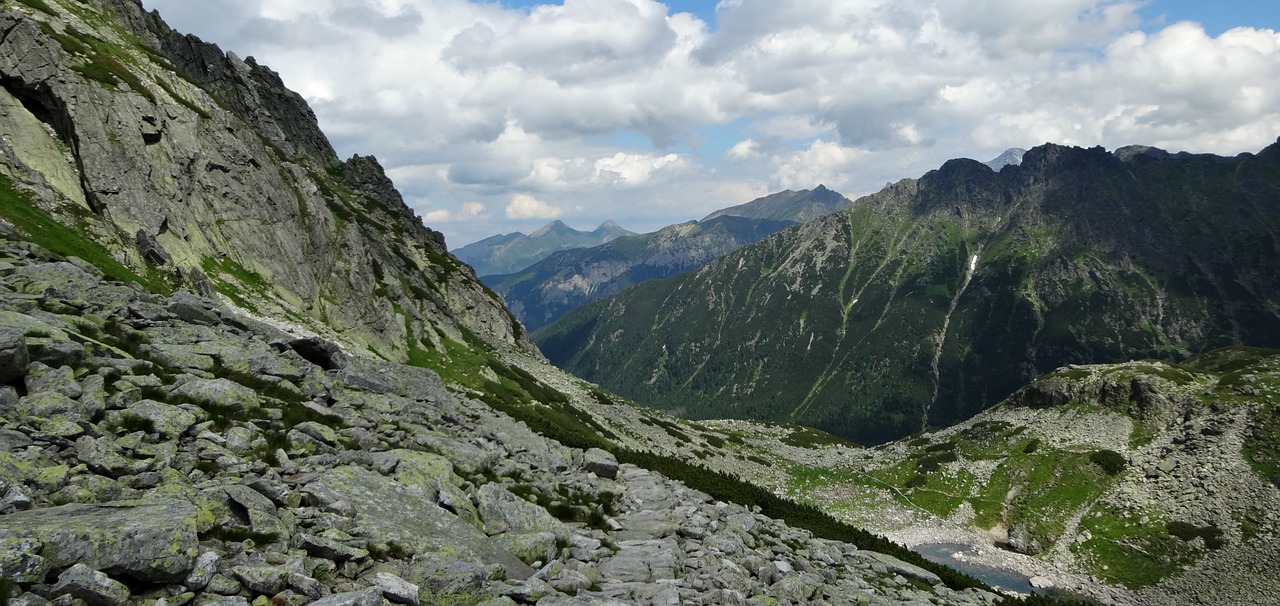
583,448,619,480
170,378,259,412
0,327,29,383
372,571,420,605
308,587,383,606
475,483,564,538
0,499,201,582
53,563,131,606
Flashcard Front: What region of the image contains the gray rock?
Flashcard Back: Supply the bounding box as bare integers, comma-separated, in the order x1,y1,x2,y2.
183,551,221,590
0,499,200,582
0,327,29,383
583,448,619,480
53,563,131,606
298,533,369,561
372,571,420,605
0,536,50,582
232,565,290,595
860,551,942,586
114,400,198,438
224,484,289,536
308,586,383,606
303,465,532,578
170,378,259,412
25,362,82,399
598,539,681,582
475,483,564,538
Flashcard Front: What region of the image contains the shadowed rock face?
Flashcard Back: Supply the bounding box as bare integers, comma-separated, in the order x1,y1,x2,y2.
537,141,1280,445
0,0,531,362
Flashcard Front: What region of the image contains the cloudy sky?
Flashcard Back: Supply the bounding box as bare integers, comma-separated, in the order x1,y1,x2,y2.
139,0,1280,248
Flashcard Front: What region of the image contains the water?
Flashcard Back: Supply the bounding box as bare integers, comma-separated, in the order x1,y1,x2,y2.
912,543,1040,595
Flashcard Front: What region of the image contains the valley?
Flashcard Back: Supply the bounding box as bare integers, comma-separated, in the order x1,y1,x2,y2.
0,1,1277,605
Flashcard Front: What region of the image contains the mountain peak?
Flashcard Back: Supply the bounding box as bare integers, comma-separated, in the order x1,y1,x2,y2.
598,219,620,230
983,148,1026,171
530,219,570,238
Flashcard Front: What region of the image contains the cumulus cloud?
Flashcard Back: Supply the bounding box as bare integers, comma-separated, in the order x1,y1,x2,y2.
423,201,487,223
772,140,870,191
506,194,564,219
142,0,1280,247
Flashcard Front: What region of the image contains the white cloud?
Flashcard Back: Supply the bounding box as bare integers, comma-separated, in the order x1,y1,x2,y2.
421,201,487,223
592,152,686,186
506,194,564,219
725,138,761,161
141,0,1280,247
772,140,870,191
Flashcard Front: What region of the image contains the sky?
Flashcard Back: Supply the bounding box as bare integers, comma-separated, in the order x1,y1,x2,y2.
139,0,1280,248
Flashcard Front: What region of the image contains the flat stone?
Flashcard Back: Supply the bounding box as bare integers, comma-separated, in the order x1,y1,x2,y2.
0,499,201,583
308,586,383,606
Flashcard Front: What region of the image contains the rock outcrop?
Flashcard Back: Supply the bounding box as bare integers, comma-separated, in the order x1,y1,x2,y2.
0,0,529,363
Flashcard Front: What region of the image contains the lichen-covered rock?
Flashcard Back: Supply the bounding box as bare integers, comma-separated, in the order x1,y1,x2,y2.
475,483,565,539
54,563,131,606
0,499,201,582
0,536,50,583
308,587,383,606
170,378,259,412
371,571,420,606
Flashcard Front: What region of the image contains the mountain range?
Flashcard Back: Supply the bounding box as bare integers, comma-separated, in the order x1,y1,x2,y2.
2,1,1278,604
536,141,1280,445
482,186,852,331
454,219,634,277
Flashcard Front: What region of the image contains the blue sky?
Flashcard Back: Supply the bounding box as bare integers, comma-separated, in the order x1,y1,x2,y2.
144,0,1280,247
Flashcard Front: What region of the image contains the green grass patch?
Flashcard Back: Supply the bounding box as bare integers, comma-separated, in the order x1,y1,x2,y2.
0,174,170,292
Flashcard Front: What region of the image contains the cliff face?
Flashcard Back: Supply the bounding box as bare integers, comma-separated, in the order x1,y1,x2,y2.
537,142,1280,445
0,0,531,361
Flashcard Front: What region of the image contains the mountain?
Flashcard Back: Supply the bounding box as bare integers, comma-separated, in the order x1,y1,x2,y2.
0,2,1023,605
983,148,1026,171
536,141,1280,445
485,215,797,331
454,219,634,277
701,185,852,223
0,0,528,362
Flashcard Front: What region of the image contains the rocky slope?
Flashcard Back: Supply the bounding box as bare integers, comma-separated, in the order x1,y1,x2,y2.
0,0,529,363
701,186,852,224
779,347,1280,605
488,216,796,332
456,220,636,278
537,141,1280,445
0,226,1012,606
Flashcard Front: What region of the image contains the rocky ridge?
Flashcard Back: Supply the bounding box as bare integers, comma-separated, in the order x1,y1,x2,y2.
0,0,529,362
456,221,637,279
0,230,1006,606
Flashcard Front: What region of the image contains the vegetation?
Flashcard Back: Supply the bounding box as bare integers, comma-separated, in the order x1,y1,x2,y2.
0,174,170,293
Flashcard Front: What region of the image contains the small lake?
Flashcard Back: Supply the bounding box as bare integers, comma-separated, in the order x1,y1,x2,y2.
912,543,1039,595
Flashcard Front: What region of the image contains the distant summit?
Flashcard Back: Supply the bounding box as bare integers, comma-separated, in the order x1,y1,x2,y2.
454,219,635,277
983,148,1026,171
702,185,852,223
